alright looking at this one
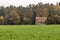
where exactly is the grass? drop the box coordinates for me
[0,25,60,40]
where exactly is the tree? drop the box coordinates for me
[6,8,20,25]
[32,11,36,24]
[0,16,4,24]
[20,12,24,24]
[0,6,5,24]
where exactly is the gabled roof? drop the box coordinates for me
[36,17,47,23]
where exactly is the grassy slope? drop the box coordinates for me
[0,25,60,40]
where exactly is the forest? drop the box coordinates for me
[0,2,60,25]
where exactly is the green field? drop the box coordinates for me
[0,25,60,40]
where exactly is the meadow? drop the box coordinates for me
[0,25,60,40]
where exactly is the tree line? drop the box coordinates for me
[0,2,60,25]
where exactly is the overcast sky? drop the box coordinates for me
[0,0,60,7]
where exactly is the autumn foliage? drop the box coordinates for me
[0,2,60,24]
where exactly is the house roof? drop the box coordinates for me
[36,17,47,23]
